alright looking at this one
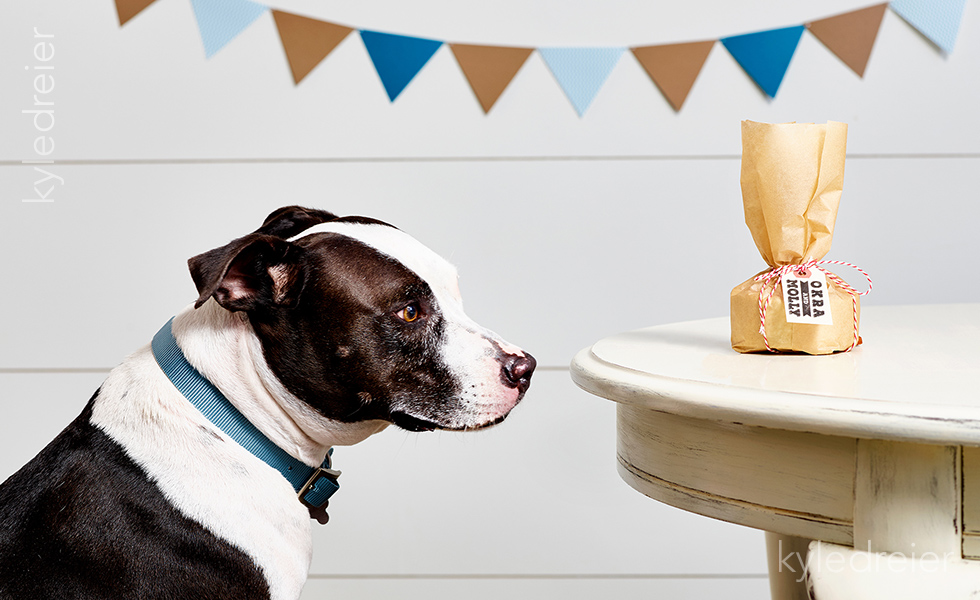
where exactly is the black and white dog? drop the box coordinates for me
[0,206,535,599]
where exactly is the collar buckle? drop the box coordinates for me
[298,467,341,509]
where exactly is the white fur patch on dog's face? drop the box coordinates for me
[293,221,530,431]
[294,221,463,305]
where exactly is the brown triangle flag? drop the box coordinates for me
[272,11,353,85]
[806,4,887,78]
[115,0,158,26]
[450,44,534,114]
[631,40,714,111]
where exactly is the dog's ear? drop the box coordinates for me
[255,206,338,239]
[188,234,305,312]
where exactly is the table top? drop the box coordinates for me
[571,304,980,445]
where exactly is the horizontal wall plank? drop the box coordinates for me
[2,157,978,368]
[299,575,770,600]
[2,1,979,160]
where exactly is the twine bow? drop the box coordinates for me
[754,260,873,352]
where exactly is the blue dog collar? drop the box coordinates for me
[151,318,339,515]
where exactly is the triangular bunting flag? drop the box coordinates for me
[450,44,533,114]
[539,47,625,116]
[890,0,966,54]
[806,4,887,77]
[631,40,715,111]
[190,0,267,58]
[360,30,443,101]
[272,11,353,85]
[721,25,805,98]
[115,0,158,25]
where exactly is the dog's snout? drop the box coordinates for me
[502,353,536,391]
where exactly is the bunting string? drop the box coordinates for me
[114,0,968,115]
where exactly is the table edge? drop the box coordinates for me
[570,345,980,446]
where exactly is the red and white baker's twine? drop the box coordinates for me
[754,260,873,352]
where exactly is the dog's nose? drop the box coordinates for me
[502,353,536,391]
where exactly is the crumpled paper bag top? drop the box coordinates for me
[740,120,848,266]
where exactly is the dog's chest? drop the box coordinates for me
[90,347,314,600]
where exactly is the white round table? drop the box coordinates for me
[571,304,980,600]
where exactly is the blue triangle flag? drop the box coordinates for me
[190,0,267,58]
[890,0,966,54]
[360,30,443,101]
[539,47,625,116]
[721,25,805,99]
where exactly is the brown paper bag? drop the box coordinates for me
[730,120,861,354]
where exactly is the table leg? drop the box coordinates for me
[765,532,812,600]
[807,441,968,600]
[853,440,960,555]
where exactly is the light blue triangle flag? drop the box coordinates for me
[190,0,267,58]
[721,25,805,99]
[890,0,966,54]
[539,47,625,116]
[360,30,443,101]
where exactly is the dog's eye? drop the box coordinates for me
[396,303,422,323]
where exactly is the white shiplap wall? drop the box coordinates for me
[2,0,978,598]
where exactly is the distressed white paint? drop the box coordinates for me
[615,404,855,539]
[853,440,961,556]
[572,305,980,599]
[804,442,968,599]
[962,447,980,559]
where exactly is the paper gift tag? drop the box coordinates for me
[782,269,834,325]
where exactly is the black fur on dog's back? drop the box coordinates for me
[0,392,270,600]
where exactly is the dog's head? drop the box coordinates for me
[187,206,534,432]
